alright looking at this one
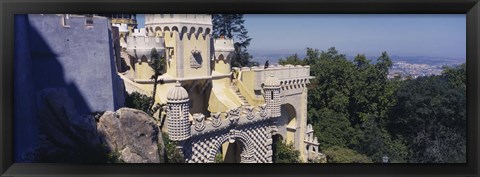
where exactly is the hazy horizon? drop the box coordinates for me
[136,14,466,60]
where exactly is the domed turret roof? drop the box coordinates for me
[264,75,280,87]
[167,81,189,102]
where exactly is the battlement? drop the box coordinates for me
[125,36,164,61]
[131,28,147,37]
[144,14,212,37]
[112,23,129,33]
[236,65,313,92]
[213,38,235,52]
[190,104,271,137]
[145,14,212,26]
[48,14,110,28]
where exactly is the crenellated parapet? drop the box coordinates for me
[189,104,272,137]
[238,64,314,95]
[144,14,212,38]
[112,23,129,33]
[213,37,235,61]
[125,28,165,62]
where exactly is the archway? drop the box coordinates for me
[281,104,297,144]
[221,140,244,163]
[204,131,255,163]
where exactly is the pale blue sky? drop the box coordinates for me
[136,14,465,59]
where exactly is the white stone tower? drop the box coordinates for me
[166,81,191,141]
[263,75,281,117]
[213,37,235,75]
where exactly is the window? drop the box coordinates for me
[271,91,274,100]
[61,14,69,27]
[86,15,94,26]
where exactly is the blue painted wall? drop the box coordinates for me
[14,14,125,162]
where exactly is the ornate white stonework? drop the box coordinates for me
[121,14,318,163]
[144,14,212,37]
[264,75,281,117]
[166,81,191,141]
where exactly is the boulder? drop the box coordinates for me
[22,88,164,163]
[97,108,164,163]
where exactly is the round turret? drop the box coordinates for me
[167,81,189,103]
[264,75,281,87]
[166,81,191,141]
[213,37,235,74]
[263,75,281,117]
[144,14,212,37]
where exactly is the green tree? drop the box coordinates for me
[304,47,320,66]
[323,146,372,163]
[442,63,466,88]
[311,108,358,150]
[125,92,152,115]
[278,53,304,65]
[272,136,301,163]
[148,48,166,116]
[388,69,466,163]
[161,133,185,163]
[304,47,408,162]
[212,14,255,67]
[125,49,166,118]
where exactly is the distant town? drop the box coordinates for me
[252,52,465,80]
[387,61,449,79]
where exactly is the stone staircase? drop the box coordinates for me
[231,85,250,106]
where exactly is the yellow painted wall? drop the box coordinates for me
[164,31,178,78]
[241,70,256,92]
[286,116,296,144]
[135,62,155,80]
[180,33,211,78]
[208,86,241,113]
[214,58,231,74]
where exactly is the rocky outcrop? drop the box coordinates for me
[97,108,164,163]
[22,87,164,163]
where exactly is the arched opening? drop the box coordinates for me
[218,54,224,60]
[189,27,195,34]
[281,104,297,144]
[197,27,203,38]
[155,27,162,37]
[272,134,284,163]
[181,26,188,34]
[163,26,170,32]
[222,140,242,163]
[205,28,211,35]
[172,26,179,32]
[155,26,161,32]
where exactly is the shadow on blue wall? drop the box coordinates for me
[14,14,115,163]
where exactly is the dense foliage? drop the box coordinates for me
[125,92,152,115]
[323,146,372,163]
[388,64,466,163]
[162,133,185,163]
[272,136,302,163]
[279,47,466,163]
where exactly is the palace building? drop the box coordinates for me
[116,14,323,163]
